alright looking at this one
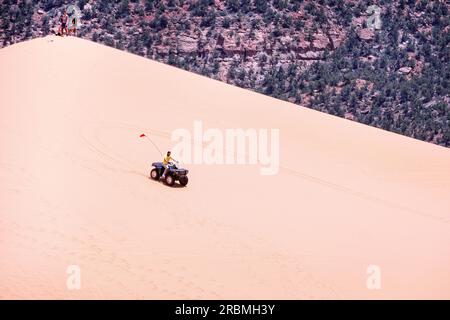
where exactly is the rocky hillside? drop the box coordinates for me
[1,0,449,146]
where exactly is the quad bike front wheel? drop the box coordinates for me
[165,174,175,186]
[150,169,160,180]
[179,175,188,186]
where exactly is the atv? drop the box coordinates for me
[150,162,189,187]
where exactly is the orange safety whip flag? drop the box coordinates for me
[139,133,163,156]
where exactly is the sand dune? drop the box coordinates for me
[0,36,449,299]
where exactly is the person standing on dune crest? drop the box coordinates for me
[59,9,68,36]
[68,16,78,36]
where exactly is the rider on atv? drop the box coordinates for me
[161,151,177,179]
[150,153,189,186]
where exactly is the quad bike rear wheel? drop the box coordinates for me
[150,169,160,180]
[165,174,175,186]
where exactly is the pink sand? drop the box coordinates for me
[0,36,449,299]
